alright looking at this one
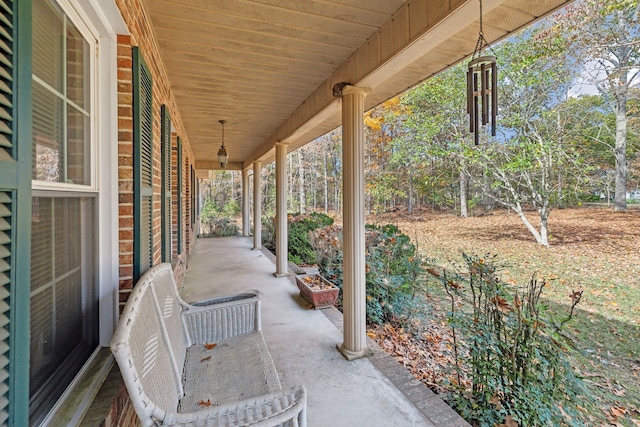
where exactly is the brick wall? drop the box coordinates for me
[109,1,198,423]
[103,385,141,427]
[115,0,196,303]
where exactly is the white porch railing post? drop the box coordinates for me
[274,142,289,276]
[242,168,250,237]
[338,85,370,360]
[253,160,263,250]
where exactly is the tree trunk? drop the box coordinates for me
[408,169,414,214]
[481,170,494,211]
[512,203,548,246]
[459,165,468,218]
[557,109,564,209]
[298,150,306,213]
[539,205,550,247]
[323,143,328,213]
[614,102,627,211]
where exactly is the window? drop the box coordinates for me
[30,0,98,422]
[32,0,90,185]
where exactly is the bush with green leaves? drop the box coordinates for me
[200,198,240,237]
[261,212,334,265]
[287,212,334,265]
[222,198,240,218]
[428,254,591,427]
[311,223,424,324]
[261,215,276,250]
[202,217,239,237]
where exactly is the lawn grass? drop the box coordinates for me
[370,207,640,425]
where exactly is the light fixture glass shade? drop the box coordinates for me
[217,119,228,168]
[217,146,228,168]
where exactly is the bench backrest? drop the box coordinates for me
[111,263,186,425]
[149,264,189,386]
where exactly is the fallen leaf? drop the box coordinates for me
[200,356,211,362]
[610,406,627,418]
[204,343,217,350]
[491,296,511,314]
[612,388,626,397]
[198,399,212,407]
[489,394,503,410]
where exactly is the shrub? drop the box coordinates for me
[202,217,239,237]
[222,198,240,218]
[261,215,276,250]
[261,212,334,265]
[311,223,424,324]
[428,254,591,427]
[287,212,333,265]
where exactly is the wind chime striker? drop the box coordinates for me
[467,0,497,145]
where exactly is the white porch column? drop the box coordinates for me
[274,142,289,277]
[253,160,262,250]
[242,168,250,237]
[339,85,370,360]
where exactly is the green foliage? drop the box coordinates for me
[288,212,333,265]
[261,215,276,250]
[200,198,222,223]
[222,198,240,218]
[202,217,239,237]
[428,254,592,427]
[200,198,240,237]
[364,224,424,324]
[262,212,334,265]
[312,224,424,325]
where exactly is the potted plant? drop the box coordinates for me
[295,273,339,309]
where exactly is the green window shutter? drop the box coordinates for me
[0,0,32,424]
[177,137,183,254]
[133,47,153,282]
[190,166,195,226]
[160,105,171,262]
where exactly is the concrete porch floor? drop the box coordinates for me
[182,236,469,427]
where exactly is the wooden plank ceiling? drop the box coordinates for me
[141,0,572,170]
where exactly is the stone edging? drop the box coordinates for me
[320,306,471,427]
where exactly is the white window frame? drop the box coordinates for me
[32,0,98,193]
[72,0,128,347]
[32,0,128,348]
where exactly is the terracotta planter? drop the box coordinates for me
[295,274,339,309]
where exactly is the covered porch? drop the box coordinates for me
[163,236,468,426]
[0,0,581,424]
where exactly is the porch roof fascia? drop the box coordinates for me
[239,0,573,169]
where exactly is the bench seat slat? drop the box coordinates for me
[179,332,281,412]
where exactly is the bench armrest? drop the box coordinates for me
[160,385,307,427]
[181,290,262,344]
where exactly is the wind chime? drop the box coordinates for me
[467,0,497,145]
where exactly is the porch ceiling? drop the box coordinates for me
[141,0,572,171]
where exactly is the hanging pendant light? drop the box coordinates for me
[467,0,497,145]
[217,119,228,168]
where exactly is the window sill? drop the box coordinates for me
[40,347,113,427]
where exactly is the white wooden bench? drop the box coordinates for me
[110,263,307,426]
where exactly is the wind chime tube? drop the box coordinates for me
[473,71,480,145]
[467,67,473,126]
[481,62,488,126]
[491,61,497,136]
[467,68,474,132]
